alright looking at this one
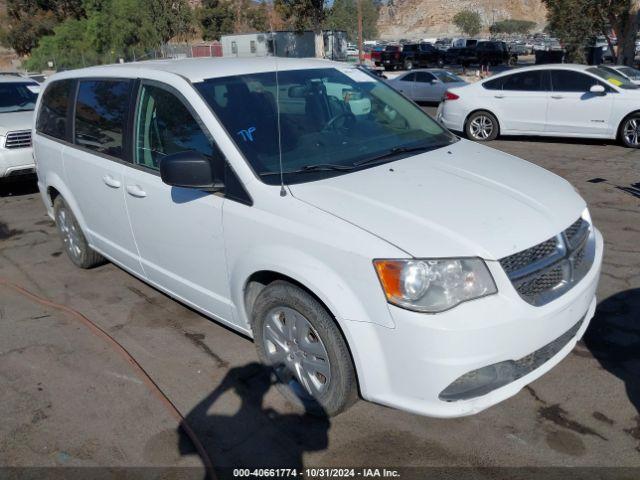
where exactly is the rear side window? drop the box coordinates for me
[482,77,504,90]
[74,80,131,158]
[37,80,74,140]
[415,72,436,83]
[502,71,546,91]
[551,70,603,92]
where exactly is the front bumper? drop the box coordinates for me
[0,147,35,178]
[347,228,603,418]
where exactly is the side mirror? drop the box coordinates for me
[590,84,606,94]
[159,151,223,192]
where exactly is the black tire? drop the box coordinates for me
[53,196,105,269]
[251,280,358,417]
[619,113,640,148]
[465,111,499,142]
[404,59,413,70]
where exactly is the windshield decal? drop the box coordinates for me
[237,127,257,142]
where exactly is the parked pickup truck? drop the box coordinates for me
[445,41,517,67]
[376,43,445,71]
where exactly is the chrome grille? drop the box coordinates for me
[500,237,559,276]
[500,217,595,306]
[565,217,589,249]
[4,130,32,149]
[515,264,565,298]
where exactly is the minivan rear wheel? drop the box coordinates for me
[466,111,499,142]
[251,280,357,416]
[53,196,105,269]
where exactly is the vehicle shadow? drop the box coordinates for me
[0,176,39,197]
[495,135,618,147]
[616,182,640,200]
[583,289,640,419]
[178,362,330,480]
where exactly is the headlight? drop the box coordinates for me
[373,258,497,313]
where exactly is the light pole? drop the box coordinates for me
[357,0,364,63]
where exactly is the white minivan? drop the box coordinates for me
[34,58,603,417]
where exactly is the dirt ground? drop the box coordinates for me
[1,131,639,478]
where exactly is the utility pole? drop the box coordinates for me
[357,0,364,63]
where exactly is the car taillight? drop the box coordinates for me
[444,91,459,100]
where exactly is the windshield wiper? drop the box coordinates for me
[354,144,441,167]
[259,163,356,177]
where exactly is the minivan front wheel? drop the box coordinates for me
[466,111,499,141]
[251,280,357,416]
[53,196,104,269]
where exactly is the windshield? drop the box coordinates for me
[0,82,39,113]
[618,66,640,80]
[586,67,639,89]
[195,67,455,185]
[432,71,464,83]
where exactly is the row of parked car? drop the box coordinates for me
[372,40,518,71]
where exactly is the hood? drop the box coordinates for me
[0,111,35,137]
[289,139,585,260]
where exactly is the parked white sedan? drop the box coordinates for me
[438,64,640,148]
[389,69,467,103]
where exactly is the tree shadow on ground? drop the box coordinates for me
[179,362,330,480]
[584,289,640,428]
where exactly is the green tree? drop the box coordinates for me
[232,0,270,33]
[489,19,537,35]
[148,0,196,42]
[0,0,84,55]
[324,0,379,42]
[543,0,639,65]
[542,0,598,62]
[275,0,327,56]
[452,9,482,37]
[25,0,195,70]
[197,0,236,40]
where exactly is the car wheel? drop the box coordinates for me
[620,114,640,148]
[466,111,499,142]
[251,280,358,416]
[404,60,413,70]
[53,196,105,269]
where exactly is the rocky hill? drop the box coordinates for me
[377,0,547,40]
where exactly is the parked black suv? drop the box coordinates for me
[376,43,445,70]
[445,41,517,67]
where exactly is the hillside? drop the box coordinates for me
[377,0,548,40]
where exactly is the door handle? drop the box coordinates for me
[551,95,563,99]
[494,94,505,99]
[102,174,121,189]
[126,185,147,198]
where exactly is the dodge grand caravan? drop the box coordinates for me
[33,58,603,417]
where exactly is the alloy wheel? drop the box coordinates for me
[56,207,83,262]
[623,118,640,147]
[262,306,331,400]
[469,115,494,140]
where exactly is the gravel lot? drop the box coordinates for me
[1,121,639,477]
